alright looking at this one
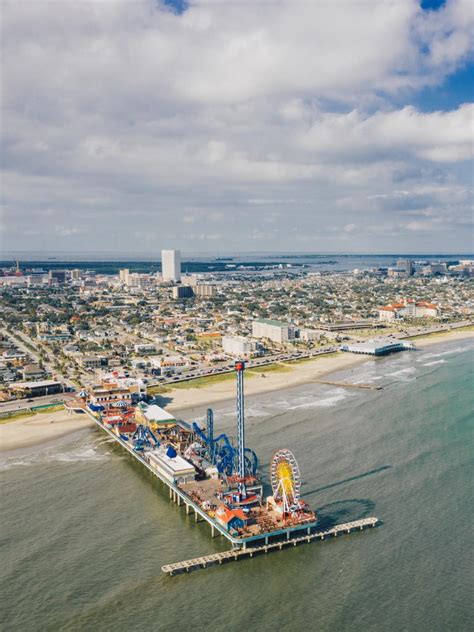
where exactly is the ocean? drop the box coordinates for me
[1,339,473,632]
[1,252,471,275]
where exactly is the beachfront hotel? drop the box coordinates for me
[252,319,296,344]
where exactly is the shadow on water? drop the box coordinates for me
[316,498,376,529]
[303,465,391,497]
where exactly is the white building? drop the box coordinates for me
[378,300,439,320]
[222,335,256,357]
[162,250,181,282]
[194,284,216,298]
[134,343,156,354]
[252,319,295,344]
[150,355,187,374]
[299,328,321,342]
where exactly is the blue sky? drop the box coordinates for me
[1,0,473,254]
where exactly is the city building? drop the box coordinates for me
[133,343,156,354]
[299,329,321,342]
[396,259,414,277]
[378,299,439,320]
[7,380,63,398]
[162,250,181,282]
[222,335,256,357]
[151,355,187,374]
[252,319,295,343]
[80,356,103,369]
[48,270,67,284]
[119,269,130,284]
[172,285,194,299]
[21,364,46,381]
[194,284,216,298]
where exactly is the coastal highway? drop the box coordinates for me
[146,345,339,389]
[0,392,76,414]
[146,321,472,390]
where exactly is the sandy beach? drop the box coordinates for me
[1,328,472,453]
[165,328,474,413]
[0,410,94,453]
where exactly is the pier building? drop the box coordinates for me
[340,338,414,356]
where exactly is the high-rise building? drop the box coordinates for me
[252,319,295,343]
[172,285,193,299]
[48,270,67,284]
[396,259,414,277]
[119,269,130,284]
[222,336,256,357]
[162,250,181,282]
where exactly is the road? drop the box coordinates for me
[1,328,76,390]
[0,392,75,413]
[146,345,339,389]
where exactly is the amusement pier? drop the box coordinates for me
[74,361,380,573]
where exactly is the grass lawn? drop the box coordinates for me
[148,365,294,393]
[405,325,474,341]
[285,352,339,364]
[35,404,65,414]
[247,362,292,374]
[0,410,36,424]
[0,403,65,424]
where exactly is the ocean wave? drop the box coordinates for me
[422,346,470,361]
[0,439,112,471]
[421,359,448,367]
[385,367,416,378]
[292,391,348,410]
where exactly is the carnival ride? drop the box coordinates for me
[191,414,258,478]
[270,448,303,515]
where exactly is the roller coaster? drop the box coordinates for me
[192,408,258,477]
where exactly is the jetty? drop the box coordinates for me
[162,517,380,575]
[313,379,382,391]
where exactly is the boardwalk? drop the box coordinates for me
[162,517,380,575]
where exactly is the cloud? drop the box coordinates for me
[301,104,472,163]
[0,0,473,253]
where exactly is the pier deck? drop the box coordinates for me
[85,410,320,546]
[162,517,380,575]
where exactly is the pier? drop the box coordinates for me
[85,410,322,547]
[313,379,382,391]
[162,517,381,575]
[81,360,382,573]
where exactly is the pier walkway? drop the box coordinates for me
[162,517,380,575]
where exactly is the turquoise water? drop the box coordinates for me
[1,340,473,631]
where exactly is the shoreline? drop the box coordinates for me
[165,328,474,414]
[1,328,472,454]
[0,410,94,455]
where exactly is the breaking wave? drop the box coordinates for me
[0,438,113,472]
[421,359,448,367]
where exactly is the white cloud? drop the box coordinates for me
[1,0,473,253]
[301,104,473,163]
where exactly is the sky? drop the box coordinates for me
[1,0,473,255]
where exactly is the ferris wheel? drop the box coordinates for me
[270,449,302,514]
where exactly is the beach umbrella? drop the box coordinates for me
[79,390,88,398]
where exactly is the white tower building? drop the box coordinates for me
[161,250,181,282]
